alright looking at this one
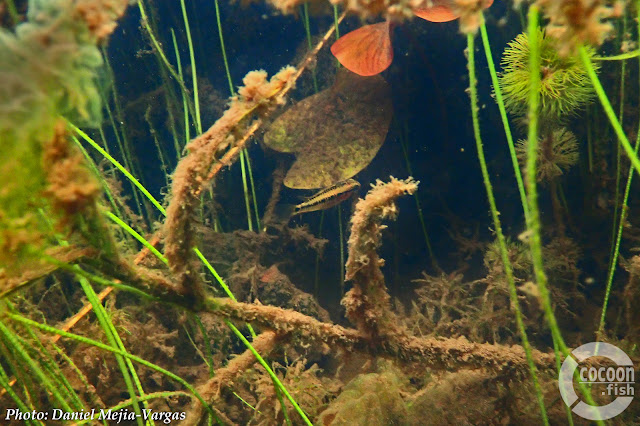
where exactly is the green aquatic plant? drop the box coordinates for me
[515,128,579,183]
[0,1,158,421]
[0,0,105,140]
[0,0,127,274]
[318,362,408,425]
[522,8,602,423]
[467,29,548,423]
[499,28,598,120]
[484,237,532,279]
[480,23,530,223]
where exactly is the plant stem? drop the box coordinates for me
[5,0,19,26]
[598,0,640,338]
[244,149,261,230]
[240,148,254,231]
[594,49,640,61]
[314,211,325,300]
[609,14,627,272]
[180,0,201,134]
[99,63,145,220]
[144,106,171,187]
[8,313,216,421]
[214,0,259,233]
[106,211,168,264]
[69,122,165,214]
[580,47,640,177]
[225,321,313,426]
[479,23,530,222]
[171,28,190,156]
[586,105,593,173]
[137,0,196,123]
[333,4,340,39]
[77,276,145,426]
[467,31,548,425]
[524,10,602,421]
[398,119,437,269]
[338,204,345,298]
[215,0,234,97]
[302,2,318,92]
[72,135,121,217]
[524,5,556,346]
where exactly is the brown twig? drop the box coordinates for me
[184,330,281,425]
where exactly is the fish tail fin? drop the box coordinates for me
[273,204,297,221]
[330,22,393,76]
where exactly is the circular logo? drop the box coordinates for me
[559,342,635,420]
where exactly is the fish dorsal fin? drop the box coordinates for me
[330,22,393,76]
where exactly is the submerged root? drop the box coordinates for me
[343,176,418,337]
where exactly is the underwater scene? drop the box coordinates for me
[2,0,640,424]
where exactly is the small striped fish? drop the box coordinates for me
[293,179,361,215]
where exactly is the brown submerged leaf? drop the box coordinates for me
[263,68,393,189]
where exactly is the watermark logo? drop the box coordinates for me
[559,342,635,420]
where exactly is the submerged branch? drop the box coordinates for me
[206,297,556,373]
[163,66,297,302]
[343,176,418,337]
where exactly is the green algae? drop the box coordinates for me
[318,364,408,425]
[0,0,106,272]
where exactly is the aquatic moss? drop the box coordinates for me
[0,0,107,144]
[0,0,127,272]
[318,364,408,425]
[515,128,579,183]
[406,370,497,425]
[484,237,532,279]
[499,29,598,119]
